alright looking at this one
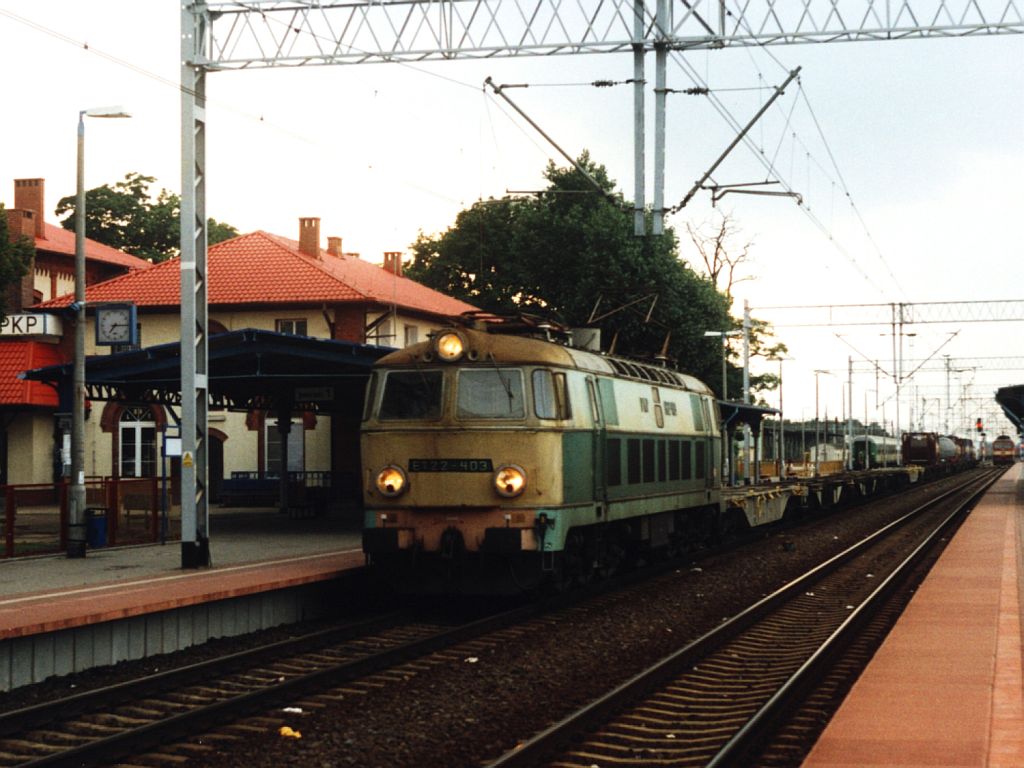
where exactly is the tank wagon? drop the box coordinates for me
[360,316,735,592]
[992,435,1016,466]
[902,432,940,466]
[850,435,900,470]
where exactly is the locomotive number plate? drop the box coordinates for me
[408,458,494,472]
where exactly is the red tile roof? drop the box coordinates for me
[36,223,152,270]
[37,230,476,317]
[0,341,63,407]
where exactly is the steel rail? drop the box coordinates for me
[9,579,610,768]
[0,610,408,740]
[487,468,1001,767]
[707,468,1002,766]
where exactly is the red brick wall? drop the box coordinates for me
[333,305,365,342]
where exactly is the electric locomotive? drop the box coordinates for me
[360,315,724,592]
[992,435,1016,465]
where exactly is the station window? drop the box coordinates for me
[119,406,156,478]
[265,418,304,474]
[404,325,419,346]
[276,318,307,336]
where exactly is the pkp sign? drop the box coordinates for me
[0,313,63,338]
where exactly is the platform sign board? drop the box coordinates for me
[0,313,62,338]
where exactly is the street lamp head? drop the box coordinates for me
[703,329,741,337]
[81,105,132,119]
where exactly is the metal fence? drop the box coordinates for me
[1,476,168,558]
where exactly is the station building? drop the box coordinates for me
[3,177,474,504]
[1,178,152,486]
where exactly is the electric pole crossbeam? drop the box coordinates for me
[197,1,1023,69]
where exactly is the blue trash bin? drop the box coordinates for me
[85,508,107,548]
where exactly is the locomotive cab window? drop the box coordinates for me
[533,370,572,420]
[457,369,525,419]
[379,370,443,420]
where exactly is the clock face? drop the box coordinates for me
[96,306,134,344]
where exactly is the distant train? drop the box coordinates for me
[850,435,901,470]
[992,435,1016,466]
[901,432,978,471]
[361,315,738,592]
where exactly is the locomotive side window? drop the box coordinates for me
[669,440,680,481]
[607,438,623,486]
[627,439,641,484]
[362,372,378,422]
[681,441,692,479]
[533,370,572,420]
[379,370,444,420]
[457,369,525,419]
[690,394,705,432]
[642,439,655,483]
[597,378,619,425]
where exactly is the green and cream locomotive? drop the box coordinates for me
[361,316,724,592]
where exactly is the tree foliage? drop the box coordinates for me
[55,173,238,262]
[0,204,34,321]
[406,153,736,389]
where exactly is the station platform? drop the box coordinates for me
[0,508,364,641]
[804,462,1024,767]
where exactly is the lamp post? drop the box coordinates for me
[704,329,741,485]
[703,330,741,400]
[813,369,832,477]
[70,106,131,558]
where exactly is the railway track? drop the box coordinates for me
[488,468,1002,768]
[0,603,548,767]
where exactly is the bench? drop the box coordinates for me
[219,477,279,507]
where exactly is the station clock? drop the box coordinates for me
[95,303,138,346]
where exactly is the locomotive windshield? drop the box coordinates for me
[457,368,525,419]
[379,370,444,420]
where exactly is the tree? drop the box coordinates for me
[406,153,734,388]
[685,213,754,302]
[0,205,34,321]
[55,173,238,262]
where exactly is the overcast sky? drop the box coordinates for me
[2,2,1021,438]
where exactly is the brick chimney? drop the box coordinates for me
[13,179,45,239]
[3,207,37,313]
[298,217,321,258]
[382,251,403,277]
[5,208,35,241]
[326,236,343,257]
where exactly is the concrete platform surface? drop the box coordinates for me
[804,463,1024,767]
[0,509,363,639]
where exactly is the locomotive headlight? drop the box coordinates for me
[375,465,408,497]
[435,331,465,362]
[494,464,526,498]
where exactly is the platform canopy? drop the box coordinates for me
[995,385,1024,435]
[717,400,779,437]
[20,328,393,412]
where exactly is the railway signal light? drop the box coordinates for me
[976,418,984,433]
